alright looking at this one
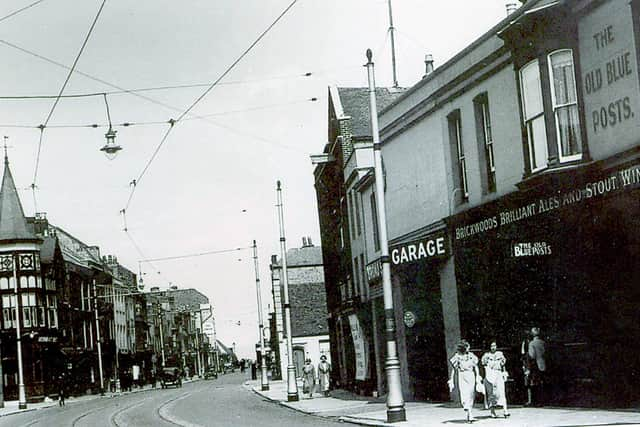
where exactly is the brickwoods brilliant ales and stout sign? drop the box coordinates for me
[579,1,640,159]
[454,162,640,240]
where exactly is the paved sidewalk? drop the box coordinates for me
[0,377,200,418]
[248,380,640,427]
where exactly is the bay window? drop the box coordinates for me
[520,60,549,172]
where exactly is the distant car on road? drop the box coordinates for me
[160,367,182,388]
[204,367,218,380]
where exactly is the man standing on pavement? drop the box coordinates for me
[527,327,546,406]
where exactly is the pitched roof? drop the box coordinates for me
[336,87,406,139]
[0,156,37,242]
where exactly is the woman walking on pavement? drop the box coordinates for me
[482,341,510,418]
[449,340,482,423]
[318,355,331,397]
[302,358,316,398]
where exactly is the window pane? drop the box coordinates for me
[521,60,543,119]
[529,116,549,170]
[556,105,582,157]
[550,50,576,105]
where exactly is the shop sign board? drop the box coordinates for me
[348,314,368,381]
[366,258,382,283]
[453,161,640,241]
[512,241,552,257]
[579,1,640,159]
[390,231,448,266]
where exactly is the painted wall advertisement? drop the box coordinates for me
[348,314,369,381]
[579,1,640,159]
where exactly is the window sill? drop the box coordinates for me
[517,159,595,191]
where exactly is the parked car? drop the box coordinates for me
[160,367,182,388]
[204,367,218,380]
[223,362,235,373]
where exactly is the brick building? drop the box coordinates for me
[312,85,404,394]
[270,237,329,379]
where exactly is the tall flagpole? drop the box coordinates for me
[276,180,299,401]
[366,49,406,423]
[387,0,399,88]
[253,240,270,391]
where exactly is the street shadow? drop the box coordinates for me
[442,415,494,424]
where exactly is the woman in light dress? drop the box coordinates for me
[317,355,331,397]
[302,358,316,398]
[449,340,482,423]
[481,341,510,418]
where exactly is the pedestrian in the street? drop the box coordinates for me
[527,326,546,406]
[481,341,510,418]
[58,373,66,407]
[448,340,482,424]
[317,355,331,397]
[302,358,316,398]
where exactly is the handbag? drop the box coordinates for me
[475,382,485,394]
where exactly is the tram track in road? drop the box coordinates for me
[71,406,104,427]
[156,391,201,427]
[110,400,146,427]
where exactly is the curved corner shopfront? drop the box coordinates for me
[449,161,640,407]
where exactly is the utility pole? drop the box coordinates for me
[388,0,399,88]
[276,181,298,401]
[366,49,406,423]
[92,280,105,395]
[158,309,166,367]
[253,240,270,391]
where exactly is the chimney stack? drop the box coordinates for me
[506,2,518,15]
[424,54,434,77]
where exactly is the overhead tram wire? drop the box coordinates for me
[0,72,316,100]
[31,0,108,205]
[0,37,341,155]
[0,96,322,128]
[122,0,301,213]
[0,0,48,24]
[140,246,250,263]
[124,228,168,284]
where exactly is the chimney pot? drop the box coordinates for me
[308,236,313,246]
[424,54,434,77]
[506,2,518,15]
[302,237,307,247]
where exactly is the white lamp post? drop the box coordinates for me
[252,240,270,391]
[276,181,298,401]
[365,49,406,423]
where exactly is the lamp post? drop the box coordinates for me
[365,49,406,423]
[252,240,270,391]
[12,255,27,409]
[276,180,298,401]
[92,280,105,395]
[158,308,166,367]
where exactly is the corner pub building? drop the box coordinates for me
[448,0,640,407]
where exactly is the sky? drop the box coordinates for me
[0,0,516,358]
